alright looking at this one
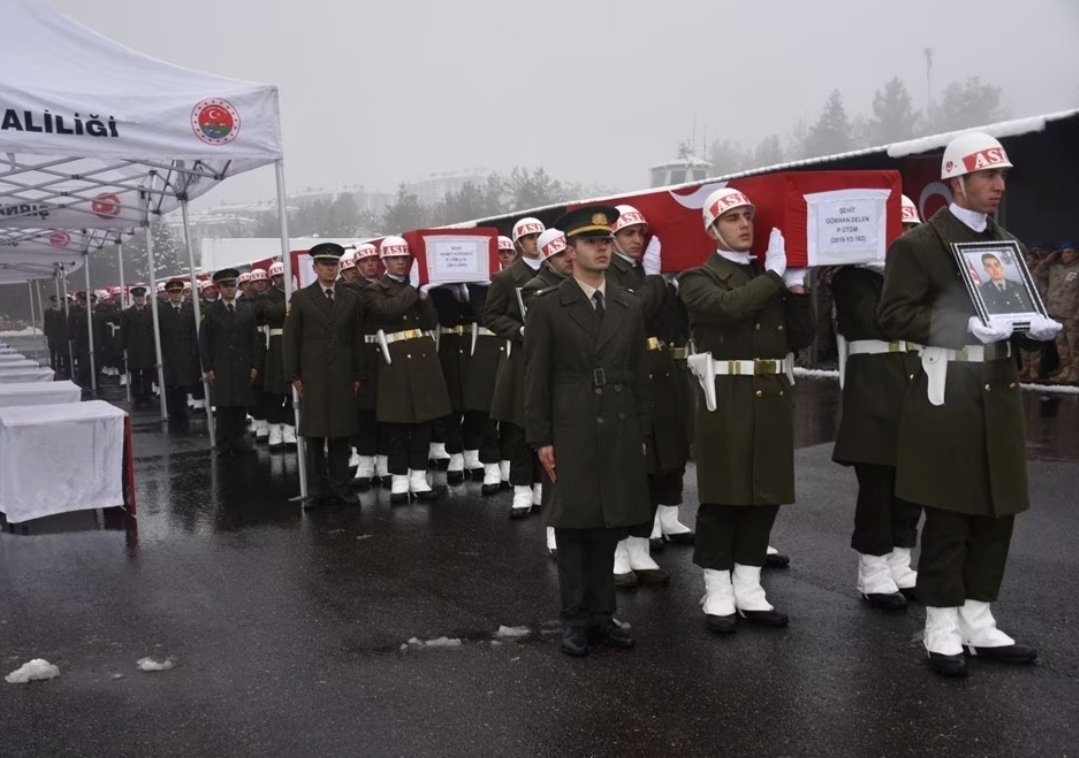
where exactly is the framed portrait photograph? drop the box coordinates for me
[950,240,1047,329]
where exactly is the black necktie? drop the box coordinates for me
[227,303,234,314]
[592,291,605,321]
[325,288,334,304]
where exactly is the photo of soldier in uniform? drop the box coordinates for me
[953,241,1045,321]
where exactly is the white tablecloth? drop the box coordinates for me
[0,400,126,523]
[0,381,82,408]
[0,367,54,383]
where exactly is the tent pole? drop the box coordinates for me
[36,279,47,352]
[181,199,215,441]
[117,241,126,308]
[26,280,37,341]
[275,159,308,502]
[61,266,74,377]
[144,225,169,423]
[83,252,97,394]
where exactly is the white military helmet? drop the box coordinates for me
[512,217,545,243]
[379,235,411,258]
[537,228,567,259]
[497,235,515,252]
[248,268,268,282]
[612,204,648,233]
[941,132,1012,180]
[338,249,357,271]
[153,283,165,294]
[268,261,284,277]
[237,271,252,284]
[900,195,921,225]
[354,243,379,260]
[702,187,754,231]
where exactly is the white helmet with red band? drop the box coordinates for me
[537,229,567,259]
[268,261,284,277]
[237,272,252,284]
[941,132,1012,180]
[338,249,357,271]
[901,195,921,225]
[497,235,514,252]
[249,268,268,282]
[379,235,411,258]
[354,243,379,260]
[702,188,754,231]
[612,205,648,233]
[512,217,545,243]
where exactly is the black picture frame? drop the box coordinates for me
[949,240,1047,329]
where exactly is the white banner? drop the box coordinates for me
[803,188,891,266]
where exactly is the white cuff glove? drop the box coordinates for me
[783,268,807,289]
[1026,314,1063,342]
[764,228,787,277]
[967,316,1013,345]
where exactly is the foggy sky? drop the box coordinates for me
[48,0,1079,209]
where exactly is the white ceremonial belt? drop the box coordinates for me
[847,339,922,355]
[712,356,794,377]
[268,328,283,336]
[383,329,432,344]
[363,334,380,344]
[474,327,496,337]
[920,342,1012,407]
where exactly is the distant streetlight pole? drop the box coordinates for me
[924,47,934,121]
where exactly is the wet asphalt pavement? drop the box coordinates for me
[1,357,1078,757]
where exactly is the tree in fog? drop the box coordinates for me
[380,185,427,233]
[929,76,1008,132]
[867,76,922,145]
[802,89,854,157]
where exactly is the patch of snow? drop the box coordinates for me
[136,657,175,672]
[0,327,43,337]
[403,636,464,649]
[495,625,531,639]
[6,659,60,684]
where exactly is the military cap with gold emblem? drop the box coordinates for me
[165,278,185,293]
[212,268,240,285]
[309,242,346,262]
[554,204,620,239]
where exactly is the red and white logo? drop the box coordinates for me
[709,191,752,219]
[191,98,241,146]
[91,192,122,219]
[613,209,647,232]
[901,205,919,223]
[541,235,566,259]
[962,147,1009,172]
[49,231,71,248]
[380,243,410,257]
[515,222,543,237]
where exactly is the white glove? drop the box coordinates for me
[967,316,1013,345]
[1026,314,1063,342]
[764,228,787,277]
[783,268,807,288]
[418,283,435,298]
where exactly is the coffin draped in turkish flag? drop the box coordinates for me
[402,227,500,286]
[570,169,902,271]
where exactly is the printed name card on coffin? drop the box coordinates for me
[731,170,903,268]
[402,227,500,286]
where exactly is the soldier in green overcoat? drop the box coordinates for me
[678,187,814,635]
[460,279,503,492]
[282,244,364,505]
[485,218,547,523]
[878,132,1062,677]
[361,236,450,504]
[199,269,261,455]
[255,261,293,450]
[341,244,385,489]
[524,205,651,658]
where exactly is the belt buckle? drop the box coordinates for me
[593,368,606,387]
[888,341,902,353]
[754,358,774,374]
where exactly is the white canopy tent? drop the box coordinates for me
[0,0,308,497]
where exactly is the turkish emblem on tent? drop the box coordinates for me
[191,99,241,146]
[49,231,71,247]
[91,192,121,219]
